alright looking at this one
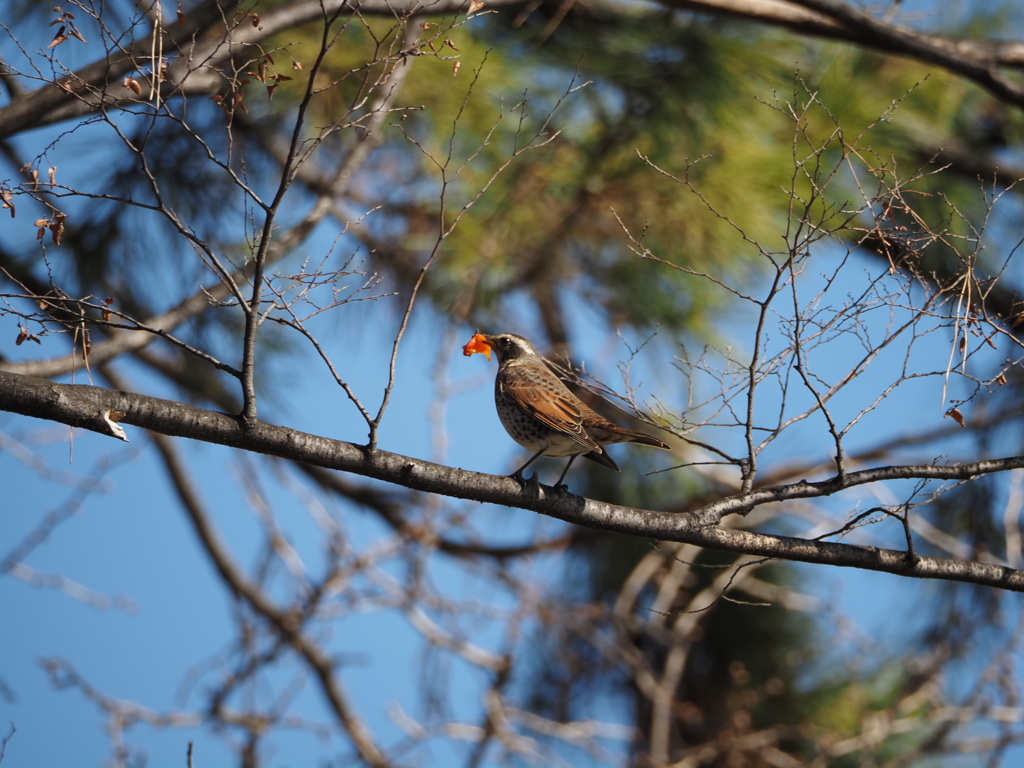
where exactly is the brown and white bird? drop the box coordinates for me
[463,332,670,488]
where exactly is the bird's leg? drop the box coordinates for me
[554,455,578,491]
[510,448,546,482]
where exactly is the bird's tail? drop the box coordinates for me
[626,431,671,450]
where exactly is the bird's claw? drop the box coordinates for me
[509,471,541,491]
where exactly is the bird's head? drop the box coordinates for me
[462,333,538,364]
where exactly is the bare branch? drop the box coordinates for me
[3,368,1024,591]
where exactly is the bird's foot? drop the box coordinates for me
[509,470,541,492]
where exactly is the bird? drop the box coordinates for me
[463,332,670,488]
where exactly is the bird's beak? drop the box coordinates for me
[462,333,492,361]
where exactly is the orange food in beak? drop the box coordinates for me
[462,333,492,360]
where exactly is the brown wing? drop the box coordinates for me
[499,376,603,453]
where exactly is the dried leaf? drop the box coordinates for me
[452,60,461,77]
[468,0,485,14]
[445,38,459,51]
[18,325,42,345]
[177,2,185,26]
[49,216,65,245]
[268,74,291,97]
[946,408,966,428]
[123,77,143,94]
[48,28,68,48]
[48,166,57,185]
[210,93,230,117]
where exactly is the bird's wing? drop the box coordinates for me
[500,378,603,453]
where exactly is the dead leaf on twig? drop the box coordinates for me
[946,408,965,428]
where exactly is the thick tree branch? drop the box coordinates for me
[782,0,1024,106]
[2,369,1024,592]
[668,0,1024,69]
[2,0,1022,141]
